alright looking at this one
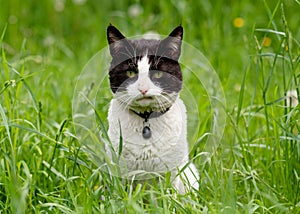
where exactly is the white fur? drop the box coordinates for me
[137,56,150,74]
[107,56,199,193]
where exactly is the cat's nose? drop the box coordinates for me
[139,88,148,95]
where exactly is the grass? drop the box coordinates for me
[0,0,300,213]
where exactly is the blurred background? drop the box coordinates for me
[1,0,300,119]
[1,0,299,68]
[1,0,299,104]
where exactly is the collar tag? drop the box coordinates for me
[130,108,170,139]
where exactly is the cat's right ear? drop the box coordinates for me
[107,24,127,57]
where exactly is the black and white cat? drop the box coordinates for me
[106,24,199,193]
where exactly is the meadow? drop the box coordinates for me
[0,0,299,213]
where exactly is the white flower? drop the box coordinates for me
[142,31,160,40]
[55,0,65,12]
[43,35,55,47]
[11,80,16,88]
[73,0,86,5]
[286,90,299,108]
[128,4,143,17]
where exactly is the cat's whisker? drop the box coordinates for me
[114,93,131,104]
[153,96,163,109]
[160,93,172,101]
[156,100,166,112]
[115,92,146,111]
[158,94,172,105]
[118,96,133,109]
[154,96,169,112]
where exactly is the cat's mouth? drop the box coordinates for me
[134,96,155,106]
[136,96,154,102]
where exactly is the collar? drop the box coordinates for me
[130,108,170,122]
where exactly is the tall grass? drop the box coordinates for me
[0,0,299,213]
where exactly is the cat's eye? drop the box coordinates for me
[153,71,163,79]
[126,70,136,78]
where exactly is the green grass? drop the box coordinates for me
[1,0,300,213]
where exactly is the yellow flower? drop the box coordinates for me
[262,37,272,47]
[233,17,244,28]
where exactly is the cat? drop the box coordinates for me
[106,24,199,193]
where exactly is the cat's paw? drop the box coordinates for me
[173,163,199,194]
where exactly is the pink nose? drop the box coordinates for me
[139,88,148,95]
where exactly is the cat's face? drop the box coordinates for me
[107,25,183,113]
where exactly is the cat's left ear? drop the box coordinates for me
[158,26,183,61]
[107,24,130,57]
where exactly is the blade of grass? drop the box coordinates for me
[236,63,250,125]
[49,119,69,171]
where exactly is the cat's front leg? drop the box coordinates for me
[172,163,199,194]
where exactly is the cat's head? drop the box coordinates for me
[107,24,183,113]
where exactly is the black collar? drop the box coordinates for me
[130,108,170,122]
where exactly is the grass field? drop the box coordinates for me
[1,0,300,213]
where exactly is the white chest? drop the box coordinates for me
[107,98,189,174]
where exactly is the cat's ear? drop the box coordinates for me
[158,26,183,61]
[107,24,125,44]
[168,25,183,40]
[107,24,128,57]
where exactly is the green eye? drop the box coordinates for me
[126,70,136,78]
[153,71,163,79]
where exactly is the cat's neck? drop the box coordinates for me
[130,108,170,121]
